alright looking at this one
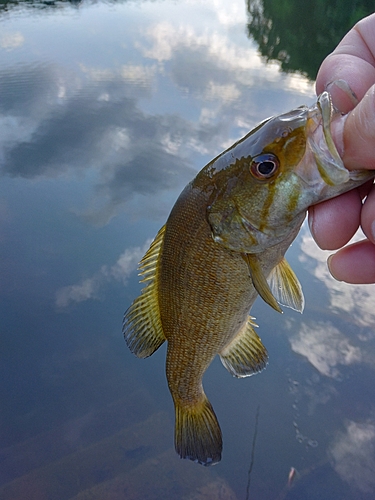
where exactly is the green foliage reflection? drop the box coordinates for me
[247,0,375,80]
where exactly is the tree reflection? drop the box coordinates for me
[247,0,375,80]
[0,0,82,12]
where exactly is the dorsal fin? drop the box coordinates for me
[219,317,268,378]
[267,257,305,313]
[123,225,166,358]
[244,253,283,313]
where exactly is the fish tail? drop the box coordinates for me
[174,396,222,466]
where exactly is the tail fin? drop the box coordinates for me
[175,397,222,466]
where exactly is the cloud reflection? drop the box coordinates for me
[55,240,151,308]
[289,320,362,379]
[0,0,315,226]
[330,420,375,493]
[141,18,313,113]
[299,226,375,328]
[0,62,197,223]
[0,32,24,50]
[286,226,375,377]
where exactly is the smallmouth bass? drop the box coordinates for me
[123,92,374,466]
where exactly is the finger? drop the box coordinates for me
[316,13,375,112]
[360,183,375,244]
[328,239,375,284]
[340,86,375,170]
[316,56,375,113]
[358,179,375,200]
[308,189,362,250]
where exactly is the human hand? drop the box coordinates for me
[308,13,375,284]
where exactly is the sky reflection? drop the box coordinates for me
[289,320,363,379]
[330,421,375,494]
[300,228,375,327]
[290,226,375,380]
[0,0,315,228]
[1,0,375,498]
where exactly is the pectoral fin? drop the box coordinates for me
[219,317,268,378]
[123,225,166,358]
[244,253,283,313]
[267,257,305,313]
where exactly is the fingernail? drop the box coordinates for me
[327,254,342,281]
[326,79,358,113]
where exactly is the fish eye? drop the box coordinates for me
[250,153,279,180]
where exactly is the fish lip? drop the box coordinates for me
[295,91,374,198]
[304,91,350,186]
[315,92,341,162]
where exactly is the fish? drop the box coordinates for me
[123,92,374,466]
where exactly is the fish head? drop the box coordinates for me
[206,92,374,253]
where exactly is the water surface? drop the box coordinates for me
[1,1,375,499]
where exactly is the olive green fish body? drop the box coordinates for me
[160,182,269,464]
[123,92,375,466]
[162,182,259,362]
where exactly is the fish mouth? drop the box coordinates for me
[295,92,374,201]
[297,91,373,193]
[306,91,350,186]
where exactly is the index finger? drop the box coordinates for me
[316,13,375,112]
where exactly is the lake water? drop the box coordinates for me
[1,1,375,499]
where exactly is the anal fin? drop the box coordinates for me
[219,318,268,378]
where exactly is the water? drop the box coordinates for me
[1,0,375,498]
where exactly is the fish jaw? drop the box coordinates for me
[294,91,375,205]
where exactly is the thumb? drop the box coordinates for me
[334,85,375,171]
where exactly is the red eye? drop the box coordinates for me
[250,153,279,179]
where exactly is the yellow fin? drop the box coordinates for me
[244,253,283,313]
[267,257,305,313]
[175,397,222,466]
[219,318,268,378]
[123,225,166,358]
